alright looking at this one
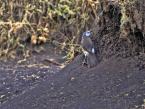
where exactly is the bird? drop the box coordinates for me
[81,31,98,68]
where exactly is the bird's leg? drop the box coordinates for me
[82,55,87,66]
[82,50,89,66]
[82,55,86,65]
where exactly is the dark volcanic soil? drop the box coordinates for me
[0,54,145,109]
[0,45,64,105]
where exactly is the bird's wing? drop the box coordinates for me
[81,37,95,54]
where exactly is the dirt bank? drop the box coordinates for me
[0,54,145,109]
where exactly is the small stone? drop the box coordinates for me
[71,77,75,81]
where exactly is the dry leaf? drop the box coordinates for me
[31,35,37,45]
[38,36,47,43]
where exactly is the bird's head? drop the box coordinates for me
[82,31,92,37]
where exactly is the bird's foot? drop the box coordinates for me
[82,60,87,66]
